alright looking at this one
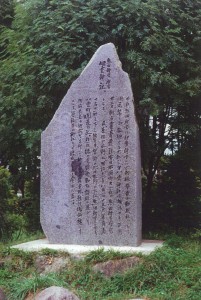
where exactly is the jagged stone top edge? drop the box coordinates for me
[42,43,128,134]
[80,42,122,77]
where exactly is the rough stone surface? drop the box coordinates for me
[41,43,142,246]
[70,254,85,261]
[0,289,6,300]
[35,286,80,300]
[34,255,70,274]
[92,256,142,277]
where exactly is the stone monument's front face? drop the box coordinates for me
[40,43,142,246]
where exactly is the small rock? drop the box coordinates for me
[34,255,70,274]
[0,261,4,268]
[0,289,6,300]
[70,254,85,261]
[93,256,142,277]
[0,256,12,268]
[35,286,80,300]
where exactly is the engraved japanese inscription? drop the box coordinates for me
[40,43,142,246]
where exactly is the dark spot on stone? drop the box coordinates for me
[64,204,68,207]
[56,225,61,229]
[98,240,103,245]
[71,158,84,179]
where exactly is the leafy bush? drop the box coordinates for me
[21,180,41,232]
[146,154,201,231]
[0,0,200,233]
[0,166,26,239]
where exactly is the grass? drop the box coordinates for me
[0,230,45,251]
[85,247,138,263]
[0,232,200,300]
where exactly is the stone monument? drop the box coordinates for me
[40,43,142,246]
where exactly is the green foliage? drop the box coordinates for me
[0,166,41,240]
[0,166,12,200]
[0,0,14,27]
[145,153,201,231]
[40,248,62,256]
[22,180,41,232]
[8,273,68,300]
[0,234,200,300]
[0,231,44,250]
[85,248,134,263]
[0,166,25,239]
[0,0,200,232]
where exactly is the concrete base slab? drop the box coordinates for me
[12,239,163,255]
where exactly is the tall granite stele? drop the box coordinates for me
[41,43,142,246]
